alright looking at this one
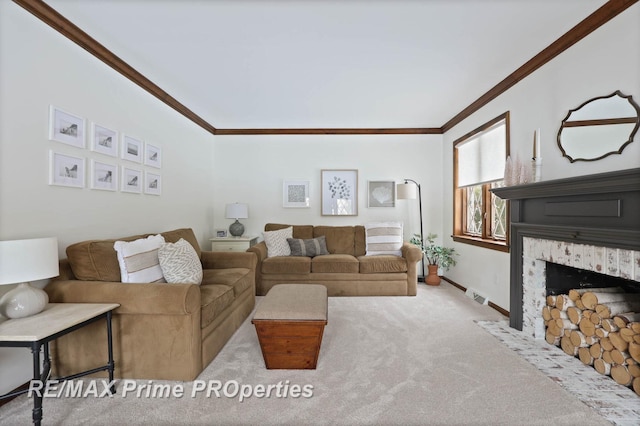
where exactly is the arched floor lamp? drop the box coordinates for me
[397,179,425,282]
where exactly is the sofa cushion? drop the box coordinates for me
[265,224,314,239]
[262,256,311,274]
[113,234,166,283]
[158,238,203,284]
[354,226,366,257]
[263,226,293,257]
[287,236,329,257]
[313,226,355,255]
[312,254,359,273]
[365,222,403,256]
[202,268,253,296]
[200,284,235,328]
[358,255,408,274]
[161,228,202,259]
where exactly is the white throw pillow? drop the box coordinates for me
[158,238,203,284]
[365,222,403,256]
[263,226,293,257]
[113,234,166,283]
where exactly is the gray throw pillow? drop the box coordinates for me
[287,236,329,257]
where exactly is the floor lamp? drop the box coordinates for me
[397,179,425,282]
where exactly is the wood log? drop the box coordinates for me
[568,287,623,301]
[631,322,640,334]
[564,329,572,338]
[602,350,614,364]
[595,328,609,339]
[578,347,594,366]
[561,336,579,356]
[575,298,586,310]
[542,305,552,322]
[589,312,602,326]
[586,335,599,346]
[550,308,568,320]
[546,295,557,307]
[611,349,631,365]
[629,363,640,378]
[609,332,629,352]
[547,320,563,337]
[598,302,640,319]
[635,335,640,344]
[611,364,634,386]
[581,291,640,310]
[569,330,590,348]
[620,327,636,343]
[601,318,619,333]
[545,329,560,346]
[594,358,611,375]
[555,294,575,311]
[589,342,603,359]
[601,337,614,351]
[634,377,640,397]
[613,312,640,328]
[629,342,640,363]
[578,317,597,337]
[566,306,582,325]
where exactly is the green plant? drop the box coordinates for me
[410,233,458,271]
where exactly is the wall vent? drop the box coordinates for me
[465,288,489,305]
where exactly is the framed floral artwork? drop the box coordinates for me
[48,106,85,148]
[321,169,358,216]
[368,181,395,207]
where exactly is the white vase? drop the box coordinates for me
[0,282,49,319]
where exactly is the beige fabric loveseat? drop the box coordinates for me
[45,228,256,381]
[247,223,422,296]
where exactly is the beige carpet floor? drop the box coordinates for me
[0,282,612,425]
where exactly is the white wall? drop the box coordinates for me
[0,3,214,394]
[442,5,640,311]
[212,134,442,243]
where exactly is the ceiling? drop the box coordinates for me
[42,0,608,130]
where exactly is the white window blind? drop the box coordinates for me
[457,120,506,188]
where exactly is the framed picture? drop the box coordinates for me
[49,151,85,188]
[283,180,310,208]
[368,181,396,207]
[121,167,142,193]
[321,169,358,216]
[91,123,118,157]
[216,230,228,238]
[121,134,143,163]
[144,143,162,168]
[90,160,117,191]
[48,106,85,148]
[144,171,161,195]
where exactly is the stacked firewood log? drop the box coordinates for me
[543,287,640,396]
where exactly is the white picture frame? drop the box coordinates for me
[121,134,143,163]
[91,123,118,157]
[121,167,142,193]
[368,180,396,207]
[283,180,310,208]
[144,143,162,168]
[48,105,85,148]
[144,171,161,195]
[321,169,358,216]
[90,160,117,191]
[49,151,85,188]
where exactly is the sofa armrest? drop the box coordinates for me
[401,242,423,263]
[200,250,257,270]
[247,241,267,263]
[45,279,200,316]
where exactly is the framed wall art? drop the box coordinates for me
[121,167,142,193]
[144,143,162,168]
[321,169,358,216]
[145,171,161,195]
[49,151,85,188]
[91,123,118,157]
[90,160,117,191]
[121,134,143,163]
[48,105,85,148]
[283,180,310,208]
[368,181,395,207]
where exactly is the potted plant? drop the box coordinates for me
[410,233,458,286]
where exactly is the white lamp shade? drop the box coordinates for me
[225,203,249,219]
[396,183,417,200]
[0,237,59,285]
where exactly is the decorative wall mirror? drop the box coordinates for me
[557,90,640,162]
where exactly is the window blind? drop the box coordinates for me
[457,120,506,188]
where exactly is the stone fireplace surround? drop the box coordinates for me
[492,167,640,332]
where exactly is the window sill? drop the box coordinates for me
[452,235,509,253]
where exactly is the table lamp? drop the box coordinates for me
[0,237,59,319]
[225,203,248,237]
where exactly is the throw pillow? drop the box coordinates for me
[263,226,293,257]
[158,238,203,284]
[365,222,403,256]
[113,234,166,283]
[287,236,329,257]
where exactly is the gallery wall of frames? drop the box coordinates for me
[48,105,162,195]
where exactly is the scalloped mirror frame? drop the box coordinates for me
[557,90,640,163]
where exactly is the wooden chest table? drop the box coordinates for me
[252,284,327,369]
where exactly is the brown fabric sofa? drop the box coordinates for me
[44,228,257,381]
[247,224,422,296]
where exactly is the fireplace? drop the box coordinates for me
[492,167,640,333]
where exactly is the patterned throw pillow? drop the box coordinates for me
[287,236,329,257]
[365,222,403,256]
[263,226,293,257]
[158,238,203,284]
[113,234,166,283]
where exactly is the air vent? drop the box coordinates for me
[465,287,489,305]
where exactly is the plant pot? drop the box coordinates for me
[425,264,441,286]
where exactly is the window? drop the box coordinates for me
[453,112,510,252]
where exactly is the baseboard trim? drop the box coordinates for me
[441,276,510,318]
